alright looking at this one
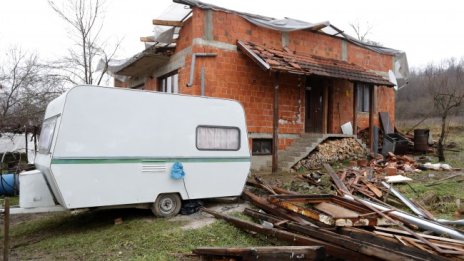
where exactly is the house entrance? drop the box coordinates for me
[305,77,324,133]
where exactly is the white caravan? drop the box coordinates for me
[10,86,251,217]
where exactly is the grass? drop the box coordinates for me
[1,208,275,260]
[395,119,464,220]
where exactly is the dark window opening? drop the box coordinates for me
[252,139,273,155]
[356,83,372,112]
[158,71,179,94]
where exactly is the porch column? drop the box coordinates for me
[353,84,358,135]
[369,85,376,151]
[272,72,280,173]
[322,83,328,134]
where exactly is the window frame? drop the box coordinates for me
[251,138,273,156]
[38,114,60,154]
[195,125,241,151]
[356,83,372,113]
[158,70,179,94]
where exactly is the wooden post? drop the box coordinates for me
[272,72,280,173]
[369,85,376,151]
[322,83,328,134]
[353,84,358,135]
[3,197,10,261]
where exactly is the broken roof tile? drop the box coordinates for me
[237,40,394,86]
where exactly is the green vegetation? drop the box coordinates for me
[2,209,272,260]
[395,122,464,219]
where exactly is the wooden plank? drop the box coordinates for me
[323,163,351,195]
[152,19,184,27]
[140,36,155,42]
[363,180,383,198]
[369,85,376,151]
[353,83,358,134]
[379,111,394,134]
[374,226,464,245]
[338,227,447,261]
[272,72,280,173]
[242,190,314,225]
[314,202,359,218]
[193,246,326,261]
[201,207,370,260]
[322,84,328,134]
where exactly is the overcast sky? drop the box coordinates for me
[1,0,463,69]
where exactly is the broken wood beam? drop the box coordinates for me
[323,163,351,195]
[200,207,367,260]
[245,208,443,261]
[246,180,297,195]
[242,190,314,225]
[140,36,155,42]
[152,19,184,27]
[193,246,326,261]
[352,197,461,255]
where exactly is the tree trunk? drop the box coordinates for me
[437,113,447,162]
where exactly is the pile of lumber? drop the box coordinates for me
[196,169,464,261]
[293,138,366,171]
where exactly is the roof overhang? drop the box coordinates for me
[107,46,174,78]
[116,53,170,77]
[237,40,394,87]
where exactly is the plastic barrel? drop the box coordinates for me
[414,129,429,153]
[0,173,19,196]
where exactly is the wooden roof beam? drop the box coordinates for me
[140,36,155,42]
[152,19,184,27]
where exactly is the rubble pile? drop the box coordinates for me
[198,165,464,261]
[293,138,366,171]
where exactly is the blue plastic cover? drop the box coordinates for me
[171,162,185,180]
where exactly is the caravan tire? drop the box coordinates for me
[151,193,181,218]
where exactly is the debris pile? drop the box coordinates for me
[293,138,366,171]
[197,165,464,261]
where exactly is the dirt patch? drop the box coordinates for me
[171,198,250,230]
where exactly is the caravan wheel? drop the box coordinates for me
[151,193,181,218]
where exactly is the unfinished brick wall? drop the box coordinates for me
[134,7,397,149]
[330,79,395,134]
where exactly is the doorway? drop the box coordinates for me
[305,77,324,133]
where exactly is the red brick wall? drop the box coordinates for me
[329,80,394,134]
[133,7,397,149]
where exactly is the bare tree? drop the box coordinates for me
[349,20,382,46]
[48,0,120,86]
[425,59,464,161]
[0,47,65,130]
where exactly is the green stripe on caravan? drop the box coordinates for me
[51,157,251,164]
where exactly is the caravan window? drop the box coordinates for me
[38,115,59,154]
[196,126,240,151]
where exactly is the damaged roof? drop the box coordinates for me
[237,40,394,86]
[174,0,403,56]
[107,45,174,77]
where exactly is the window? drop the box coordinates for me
[356,83,372,112]
[196,126,240,151]
[252,139,272,155]
[159,71,179,94]
[38,115,59,154]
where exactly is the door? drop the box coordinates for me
[305,77,324,133]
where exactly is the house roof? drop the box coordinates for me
[174,0,403,56]
[237,40,394,86]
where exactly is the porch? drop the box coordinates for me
[237,40,394,172]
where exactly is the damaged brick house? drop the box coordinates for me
[108,0,409,171]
